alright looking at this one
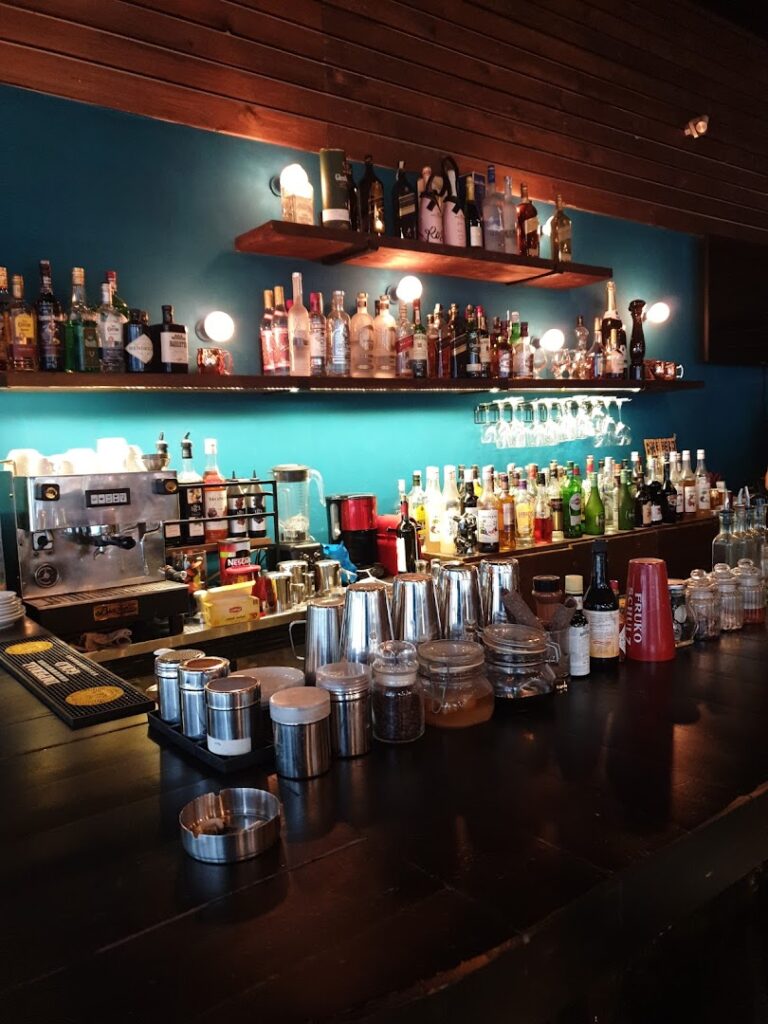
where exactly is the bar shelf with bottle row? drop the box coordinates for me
[165,478,279,555]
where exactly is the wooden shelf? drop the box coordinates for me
[0,371,703,394]
[234,220,612,289]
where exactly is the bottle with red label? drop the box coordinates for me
[203,438,228,542]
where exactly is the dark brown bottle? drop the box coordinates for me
[515,182,539,258]
[36,260,65,371]
[392,160,417,239]
[359,156,386,235]
[158,304,189,374]
[583,540,619,670]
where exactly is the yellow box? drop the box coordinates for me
[196,581,259,627]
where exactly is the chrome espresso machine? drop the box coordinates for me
[0,470,188,638]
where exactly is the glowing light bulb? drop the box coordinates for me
[200,311,235,343]
[646,301,671,325]
[540,328,565,352]
[395,275,423,303]
[279,163,310,194]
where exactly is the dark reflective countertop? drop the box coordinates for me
[3,626,768,1023]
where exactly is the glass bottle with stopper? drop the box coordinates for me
[628,299,646,382]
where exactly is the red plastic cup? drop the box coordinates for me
[625,557,676,662]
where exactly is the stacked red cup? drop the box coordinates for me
[625,557,676,662]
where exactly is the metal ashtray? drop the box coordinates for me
[179,788,281,864]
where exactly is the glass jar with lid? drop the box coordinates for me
[732,559,765,625]
[417,640,494,728]
[481,623,559,704]
[531,575,563,625]
[668,579,696,647]
[750,501,768,580]
[685,571,719,641]
[711,563,743,632]
[371,640,424,744]
[711,510,736,569]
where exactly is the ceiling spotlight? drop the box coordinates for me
[646,301,671,325]
[684,114,709,139]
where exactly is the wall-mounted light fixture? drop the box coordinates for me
[386,275,424,305]
[196,311,235,344]
[540,328,565,352]
[269,163,314,224]
[684,114,709,139]
[646,301,671,325]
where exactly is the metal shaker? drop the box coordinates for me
[339,580,393,663]
[479,558,520,625]
[391,572,441,643]
[154,648,205,724]
[438,564,482,641]
[289,595,345,683]
[178,656,230,739]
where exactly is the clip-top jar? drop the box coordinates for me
[316,661,372,758]
[154,648,205,724]
[482,623,558,703]
[712,563,744,632]
[732,558,765,625]
[417,640,494,728]
[371,640,423,744]
[178,656,230,738]
[667,580,696,648]
[686,570,719,641]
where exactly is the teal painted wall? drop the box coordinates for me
[0,85,764,537]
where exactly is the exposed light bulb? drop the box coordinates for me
[197,311,235,344]
[395,275,423,304]
[540,328,565,352]
[279,163,310,194]
[646,301,671,325]
[541,215,553,238]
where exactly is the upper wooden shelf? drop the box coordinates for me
[234,220,612,289]
[0,372,703,394]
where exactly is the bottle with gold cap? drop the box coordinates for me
[8,274,38,371]
[550,194,572,262]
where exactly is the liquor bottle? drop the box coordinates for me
[590,315,605,378]
[503,176,517,254]
[433,303,451,378]
[411,300,428,378]
[563,466,583,538]
[680,450,697,514]
[601,280,624,349]
[516,182,539,258]
[583,540,620,670]
[326,290,351,376]
[124,309,154,372]
[308,291,327,376]
[424,465,445,553]
[440,465,461,555]
[395,480,419,572]
[202,438,228,542]
[584,472,605,536]
[288,271,310,376]
[0,268,10,371]
[226,473,249,541]
[105,270,129,320]
[477,306,491,377]
[319,148,350,229]
[465,176,484,248]
[601,457,615,534]
[260,289,275,375]
[472,464,483,498]
[662,455,678,523]
[8,275,39,371]
[482,165,505,253]
[345,160,362,232]
[512,320,533,378]
[565,575,591,677]
[36,260,64,371]
[572,315,592,379]
[550,194,572,262]
[392,161,418,239]
[628,299,646,382]
[373,294,396,378]
[243,473,266,541]
[461,467,478,542]
[408,470,427,542]
[272,286,291,376]
[646,457,665,526]
[498,473,515,551]
[514,479,533,546]
[96,282,126,372]
[359,155,385,235]
[418,166,444,245]
[670,452,685,519]
[425,312,439,378]
[533,472,553,543]
[476,467,501,554]
[395,301,414,377]
[63,268,99,373]
[348,291,373,378]
[442,158,466,247]
[695,449,711,511]
[178,433,206,547]
[617,469,634,532]
[497,319,512,379]
[448,303,468,378]
[606,327,625,380]
[465,304,481,378]
[157,304,188,373]
[634,462,652,527]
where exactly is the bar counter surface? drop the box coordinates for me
[4,624,768,1023]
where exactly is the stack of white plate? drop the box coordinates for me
[0,592,25,629]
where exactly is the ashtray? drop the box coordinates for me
[179,787,281,864]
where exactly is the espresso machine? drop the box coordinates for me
[0,470,188,638]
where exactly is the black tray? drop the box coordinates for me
[147,710,274,773]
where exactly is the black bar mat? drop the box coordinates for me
[0,632,154,729]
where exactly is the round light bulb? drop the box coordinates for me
[279,163,310,194]
[395,275,423,304]
[202,311,235,343]
[540,328,565,352]
[646,301,671,325]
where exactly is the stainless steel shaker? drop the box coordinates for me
[288,595,345,684]
[154,648,205,724]
[178,656,230,739]
[205,675,261,756]
[315,558,342,596]
[339,580,393,663]
[391,572,441,643]
[479,558,520,625]
[264,570,293,613]
[316,661,372,758]
[278,559,309,606]
[270,686,332,779]
[438,564,482,641]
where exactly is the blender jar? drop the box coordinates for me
[272,464,325,543]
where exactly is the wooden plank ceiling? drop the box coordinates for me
[1,0,766,241]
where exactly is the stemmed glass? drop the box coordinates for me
[613,398,632,446]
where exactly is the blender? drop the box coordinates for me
[272,464,326,567]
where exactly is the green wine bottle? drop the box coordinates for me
[584,472,605,535]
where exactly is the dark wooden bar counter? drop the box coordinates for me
[3,624,768,1023]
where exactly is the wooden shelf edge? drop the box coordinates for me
[0,372,704,394]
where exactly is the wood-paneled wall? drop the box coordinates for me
[1,0,766,241]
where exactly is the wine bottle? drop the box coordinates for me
[359,155,385,235]
[515,182,539,257]
[392,161,418,239]
[583,540,619,670]
[465,176,484,248]
[395,480,418,572]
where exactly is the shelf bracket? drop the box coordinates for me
[506,268,557,286]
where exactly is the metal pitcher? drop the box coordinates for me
[392,572,440,643]
[479,558,520,625]
[438,563,482,640]
[289,595,345,684]
[339,580,392,663]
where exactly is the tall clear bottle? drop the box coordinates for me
[272,286,291,376]
[260,289,275,375]
[482,165,505,253]
[440,465,461,555]
[308,292,326,376]
[326,290,350,376]
[550,194,572,262]
[477,466,501,553]
[63,268,99,373]
[503,176,517,254]
[349,291,374,378]
[395,301,414,378]
[36,260,64,371]
[514,480,534,547]
[97,282,126,372]
[288,271,310,376]
[373,294,396,378]
[695,448,711,511]
[424,466,444,554]
[680,449,697,514]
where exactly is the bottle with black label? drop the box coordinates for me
[395,479,418,572]
[124,309,155,373]
[177,433,206,546]
[157,304,188,374]
[565,575,591,677]
[36,260,65,371]
[583,540,619,670]
[392,160,418,239]
[465,304,481,378]
[226,472,248,540]
[246,472,267,541]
